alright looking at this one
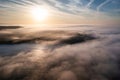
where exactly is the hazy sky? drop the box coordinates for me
[0,0,120,25]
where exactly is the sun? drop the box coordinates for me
[31,6,49,21]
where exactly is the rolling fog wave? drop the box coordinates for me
[0,25,120,80]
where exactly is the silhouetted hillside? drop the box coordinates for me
[0,31,96,44]
[0,26,22,30]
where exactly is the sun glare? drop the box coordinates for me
[31,6,49,21]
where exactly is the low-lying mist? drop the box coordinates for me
[0,25,120,80]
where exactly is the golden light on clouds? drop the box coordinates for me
[0,0,119,25]
[30,6,49,21]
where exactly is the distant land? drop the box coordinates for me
[0,26,22,30]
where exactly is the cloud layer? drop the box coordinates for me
[0,25,120,80]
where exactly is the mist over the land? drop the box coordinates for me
[0,25,120,80]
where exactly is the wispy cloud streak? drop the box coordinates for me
[97,0,111,12]
[86,0,94,8]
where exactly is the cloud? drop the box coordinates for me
[0,25,120,80]
[86,0,94,8]
[97,0,111,12]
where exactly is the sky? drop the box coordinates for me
[0,0,120,25]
